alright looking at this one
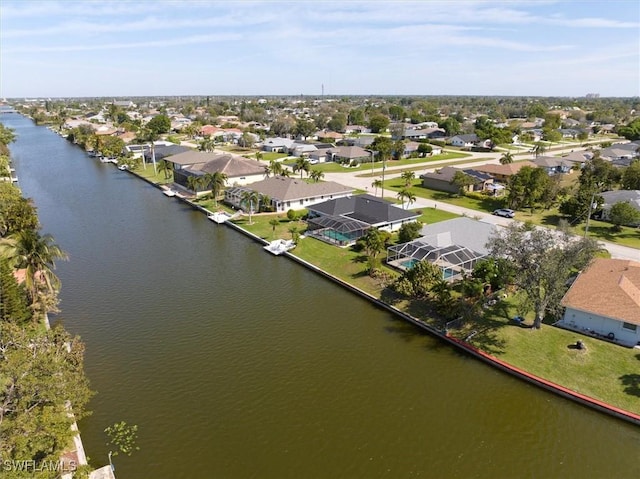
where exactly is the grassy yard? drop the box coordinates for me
[261,152,289,162]
[132,163,173,185]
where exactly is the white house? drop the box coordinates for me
[558,258,640,347]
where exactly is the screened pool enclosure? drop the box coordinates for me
[387,239,487,282]
[306,215,369,246]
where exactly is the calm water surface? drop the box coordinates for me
[3,113,639,479]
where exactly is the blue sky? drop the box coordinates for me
[1,0,639,98]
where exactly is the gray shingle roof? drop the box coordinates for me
[418,217,498,255]
[237,176,353,201]
[309,194,419,226]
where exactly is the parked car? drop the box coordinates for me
[492,208,515,218]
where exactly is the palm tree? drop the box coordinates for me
[532,142,546,158]
[267,159,284,177]
[157,159,174,180]
[309,169,324,183]
[198,136,216,153]
[269,218,279,238]
[255,151,264,161]
[293,157,311,178]
[0,229,68,312]
[397,188,416,209]
[371,179,383,197]
[499,152,514,165]
[400,170,415,187]
[241,190,260,224]
[203,171,228,208]
[186,175,204,197]
[288,225,300,243]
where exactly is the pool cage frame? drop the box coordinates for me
[306,215,370,246]
[386,239,487,282]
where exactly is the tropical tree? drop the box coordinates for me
[487,223,599,329]
[157,159,174,180]
[203,171,228,207]
[293,157,311,178]
[370,136,393,198]
[371,179,383,197]
[358,228,391,274]
[0,229,68,312]
[309,169,324,183]
[241,190,260,224]
[392,260,442,299]
[532,142,546,158]
[269,218,280,238]
[146,114,171,135]
[397,221,422,243]
[499,152,514,164]
[450,170,475,196]
[400,170,415,187]
[396,188,416,209]
[186,174,205,197]
[198,136,216,153]
[288,225,300,243]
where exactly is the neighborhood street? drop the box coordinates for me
[320,150,640,262]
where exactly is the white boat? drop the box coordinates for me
[117,164,129,171]
[207,211,233,224]
[162,189,177,197]
[263,239,296,255]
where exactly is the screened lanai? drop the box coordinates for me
[387,239,487,282]
[306,215,369,246]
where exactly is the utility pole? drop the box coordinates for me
[584,191,596,237]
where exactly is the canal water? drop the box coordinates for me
[3,113,639,478]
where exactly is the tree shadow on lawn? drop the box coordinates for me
[540,214,563,227]
[619,374,640,398]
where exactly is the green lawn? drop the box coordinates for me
[132,164,173,185]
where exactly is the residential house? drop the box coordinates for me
[473,161,537,182]
[305,194,420,246]
[165,150,265,194]
[596,190,640,225]
[561,150,593,169]
[344,125,370,134]
[316,130,344,142]
[558,258,640,347]
[599,142,640,167]
[387,217,497,282]
[112,100,136,109]
[224,176,354,212]
[420,166,494,194]
[531,156,573,175]
[144,144,191,162]
[449,134,481,148]
[289,142,318,158]
[325,145,371,164]
[402,128,446,140]
[262,137,296,152]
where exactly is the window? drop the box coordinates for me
[622,322,637,332]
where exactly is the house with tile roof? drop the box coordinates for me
[558,258,640,347]
[224,176,353,212]
[473,161,537,182]
[166,151,265,194]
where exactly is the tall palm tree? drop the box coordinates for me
[186,175,204,197]
[532,142,546,158]
[241,190,260,224]
[157,159,174,180]
[309,169,324,183]
[397,188,416,209]
[499,152,514,164]
[203,171,228,208]
[267,159,284,177]
[269,218,279,238]
[400,170,415,187]
[0,229,68,312]
[371,179,383,197]
[293,157,311,178]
